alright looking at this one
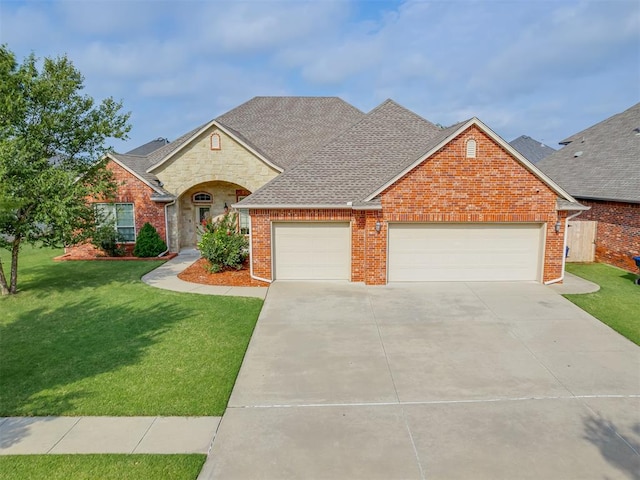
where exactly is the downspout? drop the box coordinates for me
[248,211,272,283]
[544,210,586,285]
[158,199,176,257]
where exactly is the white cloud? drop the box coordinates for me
[469,1,640,100]
[191,0,347,54]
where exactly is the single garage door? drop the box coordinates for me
[273,222,351,280]
[388,223,543,282]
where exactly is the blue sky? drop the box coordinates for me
[1,0,638,153]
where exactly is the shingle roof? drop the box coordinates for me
[537,103,640,203]
[109,153,172,196]
[237,99,446,207]
[125,138,170,156]
[509,135,555,164]
[215,96,365,169]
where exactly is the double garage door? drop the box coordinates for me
[388,223,544,282]
[272,222,543,282]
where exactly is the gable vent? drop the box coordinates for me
[466,138,477,158]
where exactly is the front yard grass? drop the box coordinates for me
[0,454,206,480]
[565,263,639,346]
[0,246,262,416]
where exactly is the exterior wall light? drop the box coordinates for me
[554,221,561,233]
[375,220,382,233]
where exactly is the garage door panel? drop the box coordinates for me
[274,223,350,280]
[389,224,543,282]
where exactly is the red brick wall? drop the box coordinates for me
[250,209,352,280]
[378,126,565,284]
[65,161,167,257]
[577,199,640,272]
[248,125,567,284]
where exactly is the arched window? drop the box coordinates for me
[192,192,212,203]
[210,133,221,150]
[466,138,477,158]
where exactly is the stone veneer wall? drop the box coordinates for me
[152,127,279,197]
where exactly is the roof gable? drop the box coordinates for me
[106,153,171,197]
[366,118,575,203]
[537,102,640,203]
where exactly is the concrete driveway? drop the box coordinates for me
[205,281,640,479]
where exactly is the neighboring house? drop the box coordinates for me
[69,96,585,285]
[509,135,556,164]
[125,137,170,156]
[537,103,640,272]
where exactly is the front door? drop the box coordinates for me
[196,206,211,243]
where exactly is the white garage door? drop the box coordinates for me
[388,223,543,282]
[273,223,351,280]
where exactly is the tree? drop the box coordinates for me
[0,45,130,295]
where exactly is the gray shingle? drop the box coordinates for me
[110,153,172,196]
[537,103,640,203]
[509,135,555,164]
[125,138,170,156]
[215,96,365,169]
[238,99,447,206]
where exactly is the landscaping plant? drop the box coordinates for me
[91,220,125,257]
[197,213,248,272]
[133,222,167,257]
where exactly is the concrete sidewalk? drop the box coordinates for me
[547,272,600,294]
[0,416,220,455]
[141,249,268,299]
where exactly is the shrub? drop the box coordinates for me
[91,222,125,257]
[133,222,167,257]
[197,213,248,272]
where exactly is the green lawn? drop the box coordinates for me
[0,454,206,480]
[0,246,262,416]
[565,263,640,345]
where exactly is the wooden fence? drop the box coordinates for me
[566,220,596,262]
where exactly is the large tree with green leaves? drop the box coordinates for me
[0,45,130,295]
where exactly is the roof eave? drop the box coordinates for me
[232,203,368,210]
[575,195,640,205]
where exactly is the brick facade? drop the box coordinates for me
[65,161,167,257]
[577,199,640,272]
[249,126,568,285]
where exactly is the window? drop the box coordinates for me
[210,133,221,150]
[95,203,135,242]
[192,192,212,203]
[466,138,477,158]
[236,194,250,235]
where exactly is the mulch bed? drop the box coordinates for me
[178,258,270,287]
[54,252,179,261]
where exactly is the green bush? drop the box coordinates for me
[197,213,248,272]
[91,222,125,257]
[133,222,167,257]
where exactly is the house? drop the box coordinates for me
[69,96,586,285]
[509,135,556,164]
[537,103,640,272]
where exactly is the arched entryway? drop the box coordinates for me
[178,181,251,248]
